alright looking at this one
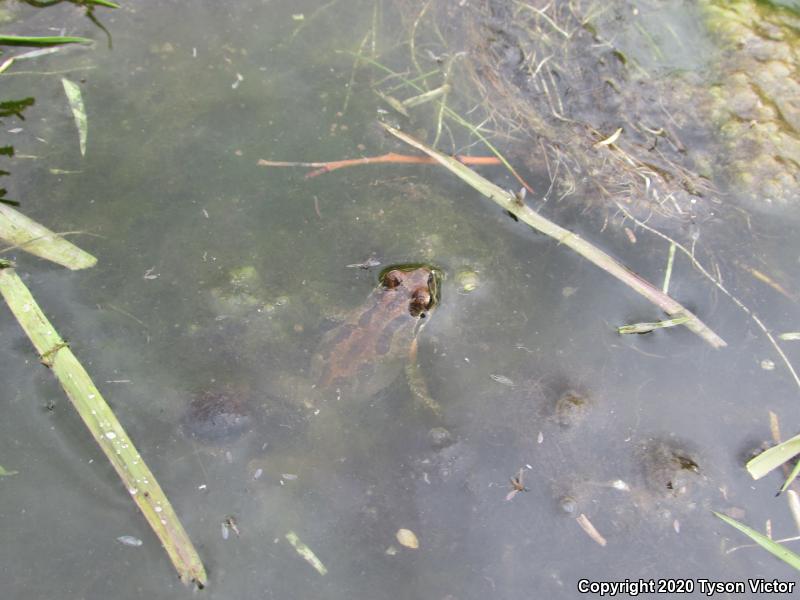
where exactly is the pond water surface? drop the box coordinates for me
[1,1,799,599]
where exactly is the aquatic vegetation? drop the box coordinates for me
[702,0,800,210]
[0,264,206,587]
[747,432,800,493]
[383,123,726,348]
[715,511,800,572]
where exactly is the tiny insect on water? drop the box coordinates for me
[505,468,529,501]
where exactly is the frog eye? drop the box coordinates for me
[383,270,402,289]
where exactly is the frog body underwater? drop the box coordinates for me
[310,264,440,401]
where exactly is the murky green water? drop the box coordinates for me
[1,1,800,598]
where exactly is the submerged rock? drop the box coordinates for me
[181,389,253,443]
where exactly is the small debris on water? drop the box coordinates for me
[562,286,578,297]
[594,127,622,148]
[396,528,419,549]
[285,530,327,575]
[673,519,681,534]
[760,359,775,370]
[506,468,529,501]
[537,431,544,444]
[222,515,240,540]
[610,479,630,492]
[559,496,577,515]
[143,267,159,280]
[722,506,746,520]
[281,473,298,481]
[291,13,304,20]
[116,535,143,547]
[385,545,398,556]
[490,374,515,387]
[455,269,480,293]
[253,468,263,480]
[346,257,381,269]
[576,514,607,546]
[231,73,244,90]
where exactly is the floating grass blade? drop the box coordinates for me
[0,266,206,588]
[747,433,800,483]
[285,531,328,575]
[782,460,800,495]
[617,315,690,335]
[714,511,800,572]
[381,123,726,349]
[662,242,676,294]
[0,35,93,47]
[62,78,87,157]
[0,203,97,269]
[85,0,120,7]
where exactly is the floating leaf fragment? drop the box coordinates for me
[0,464,19,476]
[116,535,143,547]
[396,528,419,549]
[61,78,87,157]
[779,332,800,341]
[285,530,327,575]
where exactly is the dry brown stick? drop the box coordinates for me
[382,123,726,349]
[257,152,502,179]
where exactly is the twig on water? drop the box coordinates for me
[381,123,726,349]
[257,152,501,178]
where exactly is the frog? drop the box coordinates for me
[181,263,442,445]
[309,263,441,404]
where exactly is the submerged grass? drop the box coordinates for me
[715,511,800,572]
[339,51,534,194]
[0,265,207,588]
[0,35,93,46]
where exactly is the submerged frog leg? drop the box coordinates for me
[405,337,442,417]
